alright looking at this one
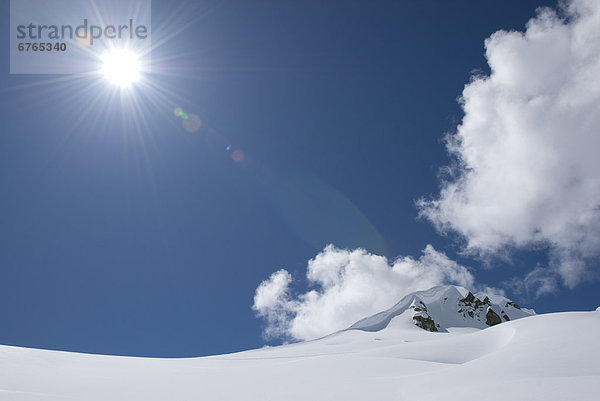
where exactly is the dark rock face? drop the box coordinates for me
[460,292,476,304]
[486,308,502,326]
[413,315,438,332]
[460,292,491,309]
[350,286,534,335]
[474,296,491,309]
[456,291,494,324]
[410,300,438,331]
[400,288,530,332]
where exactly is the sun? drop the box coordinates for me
[100,49,141,87]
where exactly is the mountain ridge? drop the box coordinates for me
[347,285,535,333]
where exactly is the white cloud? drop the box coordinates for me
[418,0,600,288]
[253,270,295,340]
[253,245,474,341]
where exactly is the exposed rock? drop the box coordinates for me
[348,285,535,333]
[413,315,438,332]
[486,308,502,326]
[460,292,476,304]
[474,296,491,309]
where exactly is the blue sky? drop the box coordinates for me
[1,0,599,357]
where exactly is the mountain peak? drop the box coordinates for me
[347,285,535,333]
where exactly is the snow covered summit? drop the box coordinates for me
[348,285,535,333]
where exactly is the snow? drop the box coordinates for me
[349,285,534,332]
[0,288,598,400]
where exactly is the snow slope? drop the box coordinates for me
[1,296,598,400]
[349,285,535,332]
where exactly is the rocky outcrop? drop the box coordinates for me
[347,285,535,333]
[457,291,511,328]
[410,300,438,332]
[460,291,491,309]
[486,308,502,326]
[413,315,438,332]
[461,292,476,304]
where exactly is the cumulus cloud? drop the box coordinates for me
[253,270,294,340]
[253,244,474,341]
[418,0,600,289]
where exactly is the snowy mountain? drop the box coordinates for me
[0,287,598,400]
[348,285,535,333]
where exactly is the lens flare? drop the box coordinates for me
[183,114,202,132]
[231,150,244,163]
[174,107,201,132]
